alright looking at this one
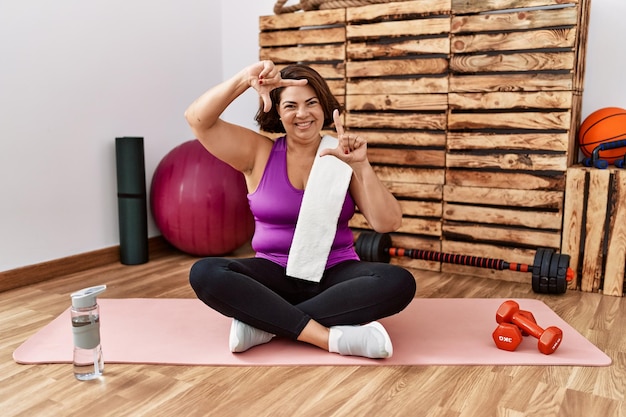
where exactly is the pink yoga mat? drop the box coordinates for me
[13,298,611,366]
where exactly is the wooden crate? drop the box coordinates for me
[259,0,592,279]
[562,167,626,296]
[441,0,588,282]
[259,9,347,100]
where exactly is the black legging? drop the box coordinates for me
[189,257,416,340]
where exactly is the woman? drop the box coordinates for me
[185,60,416,359]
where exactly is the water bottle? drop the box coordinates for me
[70,284,106,380]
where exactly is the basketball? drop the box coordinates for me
[578,107,626,164]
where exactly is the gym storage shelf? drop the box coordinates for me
[259,0,597,287]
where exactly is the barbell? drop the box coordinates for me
[354,232,574,294]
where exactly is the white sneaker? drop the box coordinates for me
[328,321,393,359]
[229,319,275,353]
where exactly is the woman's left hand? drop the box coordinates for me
[319,109,368,164]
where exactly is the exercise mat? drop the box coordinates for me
[13,298,611,367]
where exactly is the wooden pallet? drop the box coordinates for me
[259,0,592,281]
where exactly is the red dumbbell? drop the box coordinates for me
[495,300,563,355]
[492,310,539,351]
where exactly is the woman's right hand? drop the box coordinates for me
[247,60,307,112]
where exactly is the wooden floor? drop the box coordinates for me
[1,248,625,417]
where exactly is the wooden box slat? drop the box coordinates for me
[259,27,345,47]
[348,77,449,95]
[347,58,449,78]
[443,222,562,249]
[348,18,450,39]
[368,148,446,167]
[347,0,451,20]
[445,170,565,191]
[347,38,449,59]
[259,9,345,30]
[451,29,576,54]
[451,7,578,33]
[449,73,574,93]
[346,112,447,130]
[445,153,568,172]
[374,166,445,185]
[356,130,446,147]
[451,0,579,15]
[443,202,563,230]
[449,92,573,111]
[447,132,569,152]
[450,51,576,73]
[259,44,346,63]
[347,93,448,111]
[444,185,563,210]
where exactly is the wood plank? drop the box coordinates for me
[451,28,576,53]
[561,167,586,290]
[443,202,562,229]
[449,91,573,110]
[347,112,447,130]
[448,111,571,131]
[447,132,569,152]
[374,166,445,185]
[603,171,626,296]
[368,148,446,167]
[356,130,446,147]
[446,169,565,190]
[347,93,448,111]
[259,44,345,63]
[347,37,449,59]
[347,58,448,77]
[259,27,345,47]
[449,73,573,93]
[347,18,450,39]
[451,0,578,15]
[444,185,563,209]
[450,52,576,73]
[451,7,578,33]
[401,200,443,218]
[581,170,610,293]
[385,182,443,199]
[347,0,452,21]
[443,223,562,248]
[275,62,345,79]
[259,9,345,30]
[350,213,442,236]
[348,76,449,95]
[445,153,568,172]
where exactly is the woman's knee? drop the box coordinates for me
[189,257,229,294]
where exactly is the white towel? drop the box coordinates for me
[286,135,353,282]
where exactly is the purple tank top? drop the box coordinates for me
[248,136,359,269]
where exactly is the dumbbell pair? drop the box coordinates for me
[492,300,563,355]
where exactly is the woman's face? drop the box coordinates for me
[277,84,325,142]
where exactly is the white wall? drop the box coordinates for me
[0,0,623,272]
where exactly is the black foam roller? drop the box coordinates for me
[115,137,148,265]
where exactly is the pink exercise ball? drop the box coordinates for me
[150,139,254,256]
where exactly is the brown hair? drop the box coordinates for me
[255,64,342,133]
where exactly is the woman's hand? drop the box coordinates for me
[319,109,368,165]
[246,60,307,112]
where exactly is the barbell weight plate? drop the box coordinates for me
[540,249,555,294]
[555,253,571,294]
[360,232,375,262]
[532,248,547,293]
[378,233,392,264]
[548,250,560,294]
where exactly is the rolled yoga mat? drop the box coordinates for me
[115,136,148,265]
[13,298,611,367]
